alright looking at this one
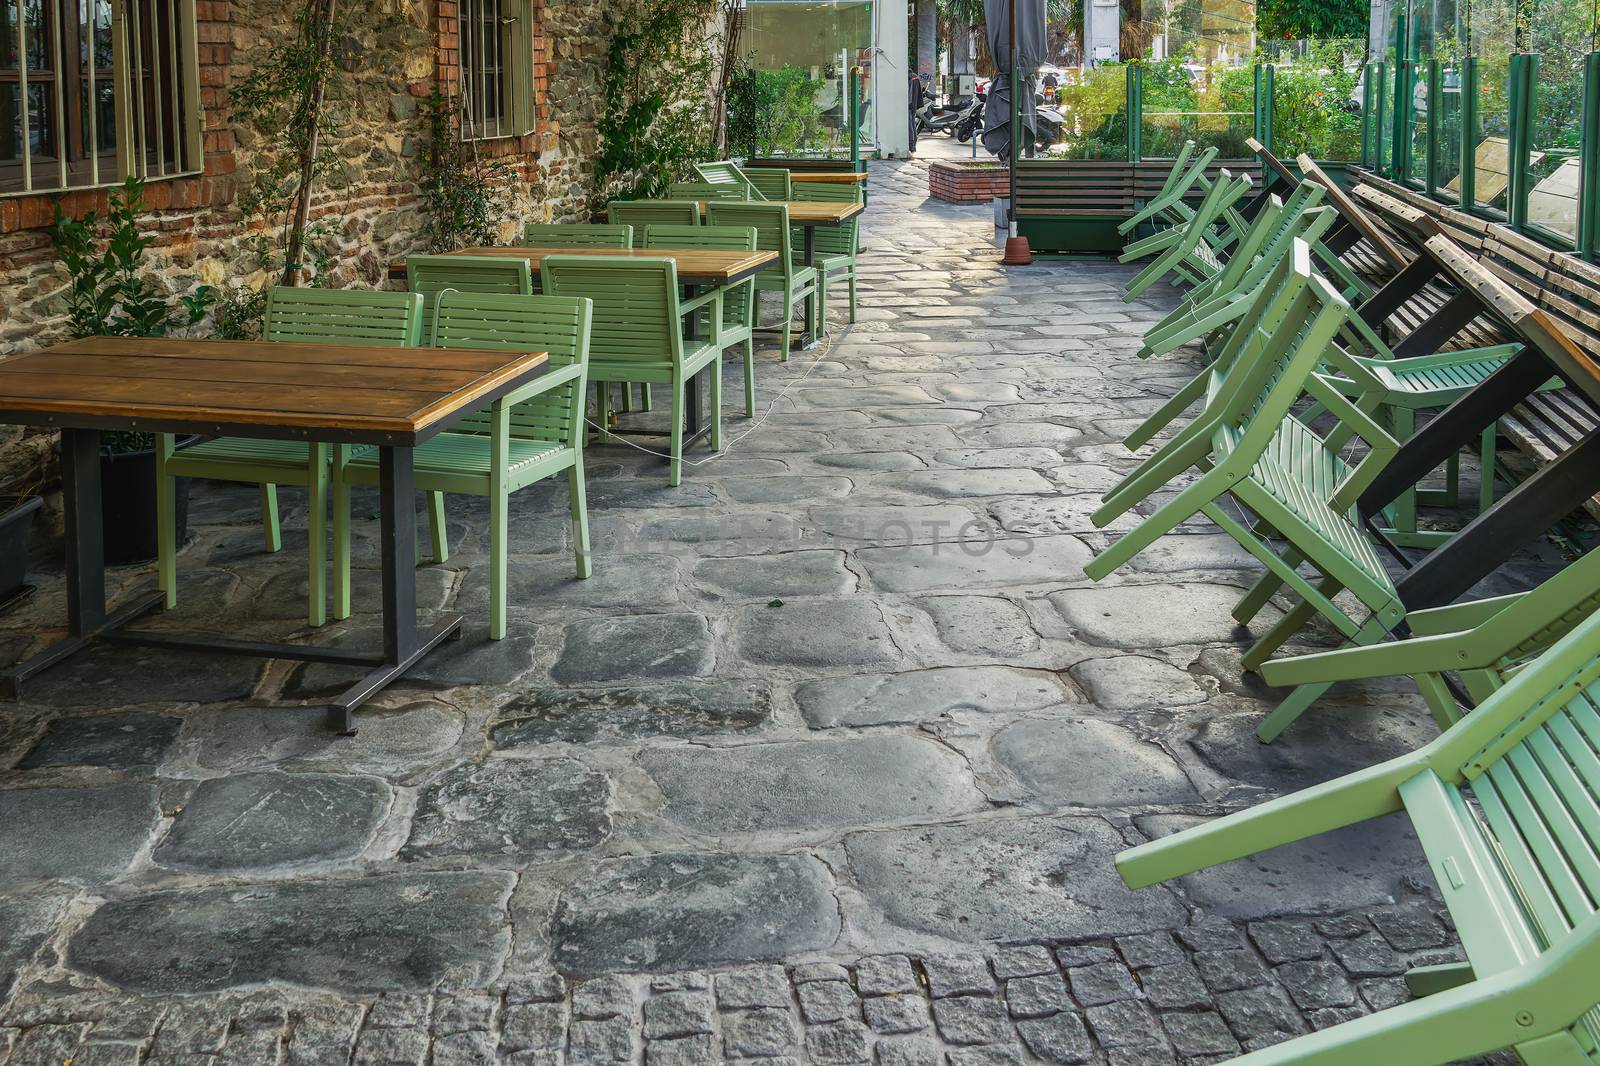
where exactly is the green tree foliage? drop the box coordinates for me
[418,90,514,251]
[1256,0,1368,41]
[726,64,825,157]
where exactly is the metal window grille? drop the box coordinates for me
[1,0,201,197]
[460,0,532,141]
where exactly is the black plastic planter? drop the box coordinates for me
[100,438,194,566]
[0,494,42,602]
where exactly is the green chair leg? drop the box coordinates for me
[260,484,282,553]
[709,359,723,452]
[426,490,449,564]
[642,384,654,412]
[157,434,178,609]
[333,444,352,622]
[1480,422,1497,513]
[619,382,634,413]
[1255,612,1396,743]
[489,487,508,641]
[1085,470,1230,581]
[669,378,685,487]
[743,338,757,417]
[306,443,328,628]
[1405,962,1475,998]
[1234,546,1303,627]
[780,294,793,362]
[847,274,858,323]
[569,459,593,579]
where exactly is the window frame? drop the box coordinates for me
[459,0,535,142]
[0,0,204,198]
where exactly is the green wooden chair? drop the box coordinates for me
[1120,170,1254,301]
[1086,243,1411,742]
[1258,545,1600,730]
[666,182,748,201]
[1116,603,1600,1066]
[743,167,792,200]
[705,201,819,362]
[540,256,723,486]
[607,200,700,230]
[522,223,634,248]
[695,161,765,199]
[791,180,862,326]
[1139,183,1330,359]
[156,286,424,627]
[333,292,593,639]
[1117,140,1215,236]
[644,223,759,417]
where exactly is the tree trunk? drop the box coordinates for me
[280,0,337,288]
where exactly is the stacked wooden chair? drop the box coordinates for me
[1120,170,1255,300]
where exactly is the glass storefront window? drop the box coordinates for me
[1466,0,1515,213]
[1135,0,1256,158]
[1265,39,1364,162]
[1525,0,1595,242]
[734,0,875,157]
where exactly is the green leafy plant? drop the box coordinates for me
[593,0,719,211]
[726,63,825,158]
[419,90,514,250]
[230,0,349,284]
[212,286,270,340]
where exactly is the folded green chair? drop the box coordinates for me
[706,201,819,362]
[644,223,759,417]
[540,256,723,486]
[1117,140,1215,237]
[607,200,700,230]
[1087,243,1410,742]
[522,223,633,248]
[1259,545,1600,729]
[1117,603,1600,1066]
[157,287,424,627]
[334,292,593,639]
[695,161,765,199]
[1121,170,1254,301]
[791,180,862,326]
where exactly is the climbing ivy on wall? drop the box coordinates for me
[592,0,720,211]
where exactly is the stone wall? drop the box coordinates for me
[0,0,625,498]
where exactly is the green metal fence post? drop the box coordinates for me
[1507,52,1536,229]
[1128,62,1142,163]
[1580,51,1600,260]
[849,66,862,169]
[1361,62,1374,167]
[1261,64,1275,156]
[1426,59,1441,195]
[1461,55,1478,207]
[1394,62,1414,180]
[1376,60,1390,175]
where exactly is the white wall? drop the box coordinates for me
[876,0,912,157]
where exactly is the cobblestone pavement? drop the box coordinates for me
[0,157,1549,1065]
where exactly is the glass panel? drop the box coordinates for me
[737,0,875,156]
[1262,39,1364,162]
[1525,0,1594,243]
[1051,62,1127,159]
[1135,0,1256,159]
[1468,0,1515,212]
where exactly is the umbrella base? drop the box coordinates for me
[1002,235,1034,265]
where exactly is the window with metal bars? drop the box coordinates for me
[1,0,202,197]
[459,0,533,141]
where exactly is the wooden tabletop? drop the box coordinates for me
[0,336,548,446]
[790,172,869,184]
[1424,234,1600,398]
[387,246,778,286]
[698,200,865,226]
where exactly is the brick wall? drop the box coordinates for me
[0,0,618,497]
[928,161,1010,204]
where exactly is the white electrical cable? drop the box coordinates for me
[583,316,851,468]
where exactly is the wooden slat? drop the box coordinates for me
[385,246,779,285]
[788,171,868,184]
[1298,154,1409,271]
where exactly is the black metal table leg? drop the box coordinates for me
[328,444,462,734]
[800,226,818,349]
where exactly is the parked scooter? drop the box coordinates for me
[955,84,986,142]
[915,94,983,139]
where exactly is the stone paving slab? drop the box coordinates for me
[0,154,1557,1065]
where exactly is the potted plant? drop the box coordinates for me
[0,491,43,605]
[51,177,215,566]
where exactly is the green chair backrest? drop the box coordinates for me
[743,167,792,200]
[695,161,764,199]
[539,256,682,372]
[667,182,748,201]
[644,223,758,329]
[705,202,794,286]
[790,181,862,259]
[430,291,592,448]
[522,223,634,248]
[263,286,423,346]
[406,255,533,330]
[607,200,700,230]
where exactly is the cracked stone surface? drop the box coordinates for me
[0,154,1547,1065]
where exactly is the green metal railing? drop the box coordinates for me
[1361,49,1598,259]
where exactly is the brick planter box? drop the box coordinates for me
[929,161,1010,204]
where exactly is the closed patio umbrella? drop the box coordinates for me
[981,0,1046,164]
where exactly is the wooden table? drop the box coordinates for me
[0,336,549,733]
[385,246,777,288]
[1355,235,1600,610]
[790,172,869,185]
[387,246,778,447]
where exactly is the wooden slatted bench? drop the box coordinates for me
[1015,157,1262,254]
[1351,174,1600,518]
